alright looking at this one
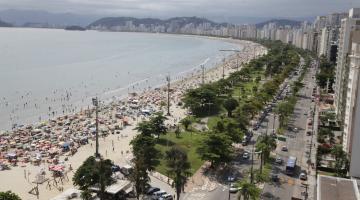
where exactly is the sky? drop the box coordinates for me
[0,0,360,22]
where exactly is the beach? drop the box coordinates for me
[0,38,267,200]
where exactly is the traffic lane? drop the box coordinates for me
[262,162,296,200]
[263,81,311,199]
[182,185,238,200]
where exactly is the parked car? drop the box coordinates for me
[159,194,174,200]
[281,146,288,151]
[146,187,160,195]
[111,165,121,173]
[243,152,250,159]
[275,157,283,164]
[152,190,167,199]
[299,170,307,180]
[270,174,279,182]
[229,183,240,193]
[227,175,236,182]
[306,130,312,136]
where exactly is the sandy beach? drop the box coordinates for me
[0,38,267,200]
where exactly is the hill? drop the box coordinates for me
[0,19,12,27]
[255,19,301,28]
[87,16,223,29]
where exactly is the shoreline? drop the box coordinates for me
[0,30,240,132]
[0,37,267,200]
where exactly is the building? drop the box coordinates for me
[317,175,360,200]
[318,27,330,57]
[349,32,360,178]
[334,8,360,130]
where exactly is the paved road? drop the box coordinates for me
[182,58,318,200]
[262,59,318,200]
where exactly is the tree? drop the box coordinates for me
[150,112,168,138]
[256,135,277,172]
[223,97,239,117]
[197,132,233,167]
[331,145,349,177]
[134,112,167,138]
[73,156,114,200]
[130,133,161,199]
[180,117,192,131]
[182,86,220,116]
[0,191,21,200]
[134,121,155,137]
[165,147,191,200]
[237,180,261,200]
[175,125,181,138]
[240,102,258,119]
[130,134,161,171]
[130,156,150,200]
[275,101,294,128]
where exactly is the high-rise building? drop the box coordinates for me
[343,30,360,153]
[334,8,360,129]
[347,32,360,178]
[318,27,329,57]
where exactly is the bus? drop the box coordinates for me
[286,156,297,175]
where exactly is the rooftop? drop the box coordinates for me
[317,175,360,200]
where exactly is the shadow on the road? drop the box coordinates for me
[262,192,281,200]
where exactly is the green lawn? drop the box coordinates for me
[207,116,222,130]
[155,131,206,176]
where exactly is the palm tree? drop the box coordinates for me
[180,117,192,131]
[237,180,261,200]
[256,135,277,171]
[165,147,191,200]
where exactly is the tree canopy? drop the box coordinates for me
[165,147,191,200]
[0,191,21,200]
[197,132,233,167]
[72,156,114,200]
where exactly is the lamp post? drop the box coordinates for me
[219,49,241,79]
[166,75,171,116]
[92,97,100,158]
[201,64,205,85]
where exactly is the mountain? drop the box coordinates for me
[88,16,225,29]
[0,19,12,27]
[0,9,100,27]
[255,19,302,28]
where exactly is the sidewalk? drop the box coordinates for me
[184,162,218,193]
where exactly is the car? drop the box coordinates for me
[299,170,307,180]
[159,194,174,200]
[306,130,312,136]
[242,140,248,146]
[111,165,121,173]
[293,127,298,132]
[152,190,167,199]
[281,146,288,151]
[227,175,236,182]
[275,157,283,164]
[243,152,250,159]
[146,187,160,195]
[270,174,279,182]
[229,183,240,193]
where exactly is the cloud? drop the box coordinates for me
[0,0,359,19]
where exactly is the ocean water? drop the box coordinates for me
[0,28,240,130]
